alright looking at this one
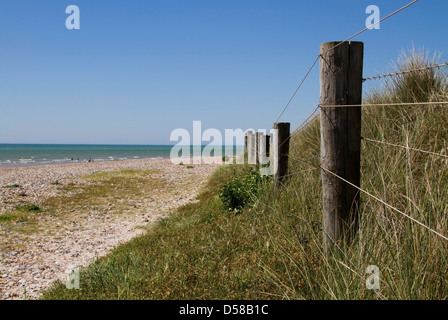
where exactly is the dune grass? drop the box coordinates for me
[41,49,448,300]
[252,49,448,299]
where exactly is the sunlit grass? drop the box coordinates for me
[40,49,448,300]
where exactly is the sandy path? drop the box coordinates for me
[0,158,221,300]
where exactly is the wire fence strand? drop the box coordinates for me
[289,153,321,168]
[320,166,448,242]
[320,0,419,55]
[363,62,448,82]
[274,0,420,142]
[290,106,320,138]
[275,57,319,123]
[281,167,319,179]
[274,105,320,153]
[362,137,448,159]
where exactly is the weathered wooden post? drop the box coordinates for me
[273,122,290,191]
[319,41,363,250]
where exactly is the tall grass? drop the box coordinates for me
[251,49,448,299]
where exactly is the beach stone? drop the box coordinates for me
[0,157,220,300]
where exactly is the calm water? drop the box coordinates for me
[0,144,244,167]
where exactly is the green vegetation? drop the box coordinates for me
[0,169,164,237]
[0,213,20,223]
[83,169,160,180]
[15,204,41,212]
[41,49,448,300]
[0,203,42,234]
[3,184,21,189]
[219,168,270,213]
[44,169,163,215]
[41,164,275,300]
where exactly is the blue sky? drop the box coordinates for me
[1,0,447,144]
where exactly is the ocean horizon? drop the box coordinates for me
[0,144,244,167]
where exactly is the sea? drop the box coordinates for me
[0,144,244,167]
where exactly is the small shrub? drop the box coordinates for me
[219,169,270,213]
[187,165,194,169]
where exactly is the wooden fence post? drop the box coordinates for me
[273,122,290,191]
[319,41,363,250]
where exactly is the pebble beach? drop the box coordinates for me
[0,158,221,300]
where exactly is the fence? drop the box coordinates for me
[241,0,448,251]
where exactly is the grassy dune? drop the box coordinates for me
[41,50,448,300]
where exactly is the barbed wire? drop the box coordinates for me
[319,101,448,108]
[275,0,419,135]
[363,62,448,82]
[247,0,448,297]
[362,137,448,159]
[320,0,419,56]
